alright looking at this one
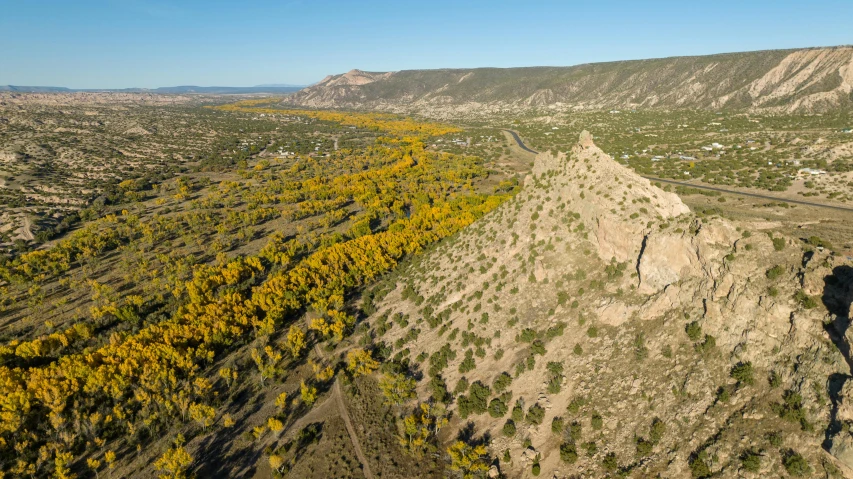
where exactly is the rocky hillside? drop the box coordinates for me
[365,132,853,477]
[286,46,853,114]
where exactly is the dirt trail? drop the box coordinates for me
[19,215,34,241]
[307,342,373,478]
[334,380,374,479]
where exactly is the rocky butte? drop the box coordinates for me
[368,131,853,477]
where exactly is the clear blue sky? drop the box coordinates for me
[1,0,851,88]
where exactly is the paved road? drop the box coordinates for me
[502,129,539,154]
[503,129,853,214]
[643,177,853,213]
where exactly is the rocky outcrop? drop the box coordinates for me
[369,130,840,478]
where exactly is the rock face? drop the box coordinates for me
[369,131,845,478]
[830,434,853,471]
[528,130,720,296]
[285,46,853,114]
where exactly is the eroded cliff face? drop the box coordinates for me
[367,132,853,477]
[286,47,853,115]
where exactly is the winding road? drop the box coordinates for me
[503,129,853,214]
[502,129,538,154]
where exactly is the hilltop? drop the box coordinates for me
[285,46,853,115]
[362,131,853,477]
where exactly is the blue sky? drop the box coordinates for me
[1,0,851,88]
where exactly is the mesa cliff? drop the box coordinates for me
[286,46,853,115]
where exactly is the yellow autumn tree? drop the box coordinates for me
[188,402,215,432]
[300,380,317,406]
[286,325,306,357]
[379,372,417,406]
[155,435,193,479]
[447,441,489,479]
[251,345,282,386]
[346,348,379,377]
[399,402,448,456]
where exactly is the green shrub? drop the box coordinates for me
[511,402,524,422]
[716,386,731,403]
[551,417,564,435]
[459,349,476,373]
[602,452,618,472]
[488,398,508,418]
[517,328,536,343]
[591,412,603,430]
[768,371,781,388]
[689,451,712,478]
[776,390,811,431]
[740,450,761,473]
[772,237,785,251]
[649,418,665,444]
[806,236,832,250]
[568,421,582,441]
[469,382,490,409]
[636,437,653,457]
[696,334,716,353]
[559,442,578,464]
[730,361,755,386]
[767,432,783,447]
[765,265,784,280]
[503,420,517,437]
[493,372,513,394]
[546,361,564,377]
[547,376,562,394]
[429,376,449,403]
[454,377,469,395]
[794,290,818,309]
[782,450,811,476]
[567,397,586,414]
[545,322,566,338]
[685,321,702,341]
[526,404,545,425]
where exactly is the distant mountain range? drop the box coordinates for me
[285,46,853,113]
[0,85,306,94]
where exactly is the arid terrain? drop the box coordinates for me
[1,45,853,479]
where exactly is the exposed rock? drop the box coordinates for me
[520,447,538,465]
[831,432,853,470]
[838,380,853,423]
[637,233,702,293]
